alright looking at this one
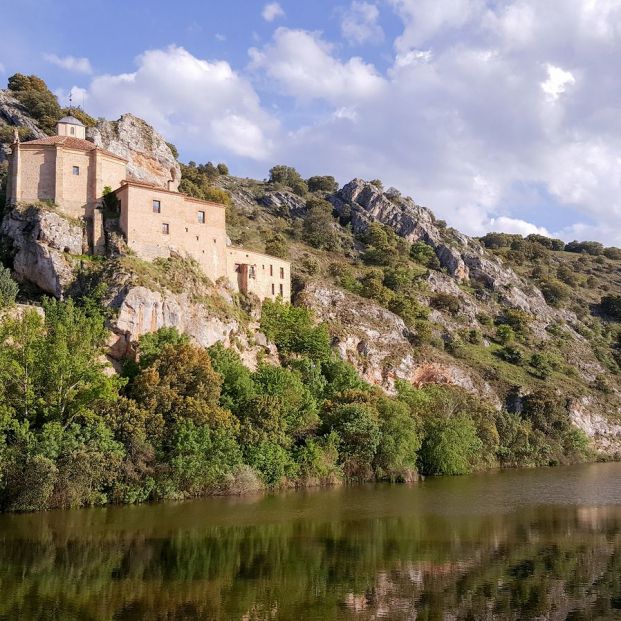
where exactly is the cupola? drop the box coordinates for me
[56,114,86,139]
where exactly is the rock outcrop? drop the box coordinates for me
[87,114,181,191]
[297,280,498,402]
[329,179,469,280]
[107,285,277,370]
[1,205,84,298]
[0,90,47,162]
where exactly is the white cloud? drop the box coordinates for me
[249,28,385,104]
[341,2,384,45]
[80,45,278,160]
[44,53,92,74]
[262,2,285,22]
[489,216,550,237]
[541,63,575,101]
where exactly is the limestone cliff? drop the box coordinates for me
[87,114,181,191]
[1,205,85,298]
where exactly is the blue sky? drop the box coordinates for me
[2,0,621,244]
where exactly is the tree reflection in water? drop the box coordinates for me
[1,470,621,620]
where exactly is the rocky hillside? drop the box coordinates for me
[1,80,621,457]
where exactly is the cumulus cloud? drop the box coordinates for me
[489,216,550,237]
[341,2,384,45]
[262,2,285,22]
[44,53,92,74]
[79,45,278,160]
[249,28,385,104]
[541,64,576,102]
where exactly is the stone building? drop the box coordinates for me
[6,115,291,301]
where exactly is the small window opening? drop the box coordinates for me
[72,166,80,176]
[279,284,284,296]
[271,283,275,295]
[280,267,285,279]
[198,211,205,224]
[270,265,273,276]
[162,223,169,235]
[153,200,161,213]
[70,126,75,135]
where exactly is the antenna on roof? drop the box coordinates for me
[69,91,73,110]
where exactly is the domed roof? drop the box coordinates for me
[57,115,85,127]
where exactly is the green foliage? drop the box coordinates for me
[601,294,621,320]
[0,267,18,308]
[269,165,308,196]
[565,240,605,255]
[307,175,338,193]
[208,343,256,414]
[260,299,332,361]
[410,241,440,268]
[264,233,289,259]
[539,279,571,307]
[179,162,231,204]
[430,292,461,315]
[362,223,408,266]
[7,73,62,135]
[418,414,483,476]
[302,197,340,250]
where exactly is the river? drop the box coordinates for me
[2,462,621,620]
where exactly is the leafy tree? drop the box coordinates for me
[0,267,18,308]
[418,414,483,476]
[265,233,289,259]
[216,163,229,175]
[260,299,332,361]
[130,342,232,430]
[136,327,189,370]
[601,294,621,320]
[430,292,461,315]
[322,402,380,479]
[208,343,256,414]
[307,175,338,193]
[302,197,340,250]
[7,73,62,135]
[410,241,440,268]
[374,397,420,480]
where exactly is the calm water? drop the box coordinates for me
[3,463,621,620]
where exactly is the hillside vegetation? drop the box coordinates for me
[0,74,619,512]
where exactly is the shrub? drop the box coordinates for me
[260,299,332,361]
[539,279,570,307]
[302,197,340,250]
[208,343,256,414]
[0,267,18,308]
[418,414,483,476]
[430,292,461,315]
[410,241,440,269]
[7,73,62,135]
[601,295,621,320]
[265,233,289,259]
[307,175,338,193]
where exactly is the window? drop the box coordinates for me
[249,266,256,279]
[162,223,169,235]
[280,267,285,279]
[198,211,205,223]
[279,284,284,296]
[269,265,273,276]
[70,127,75,135]
[234,263,241,273]
[271,283,275,295]
[72,166,80,176]
[153,200,161,213]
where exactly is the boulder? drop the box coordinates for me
[87,114,181,191]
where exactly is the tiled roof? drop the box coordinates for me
[20,135,127,161]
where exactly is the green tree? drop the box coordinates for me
[307,175,338,193]
[265,233,289,259]
[208,343,256,414]
[260,299,332,360]
[418,414,483,476]
[302,197,340,250]
[7,73,62,135]
[0,267,18,308]
[410,241,440,268]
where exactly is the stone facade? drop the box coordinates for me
[6,116,291,301]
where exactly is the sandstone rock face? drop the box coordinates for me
[297,281,497,401]
[87,114,180,190]
[1,206,84,298]
[108,285,278,370]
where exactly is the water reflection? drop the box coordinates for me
[2,463,621,620]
